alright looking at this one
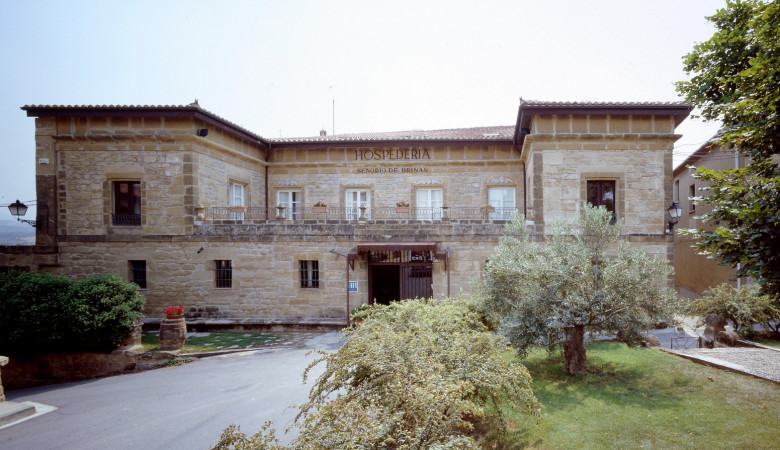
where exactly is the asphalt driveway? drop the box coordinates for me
[1,331,345,450]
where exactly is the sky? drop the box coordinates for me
[0,0,725,221]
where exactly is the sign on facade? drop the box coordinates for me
[348,281,358,292]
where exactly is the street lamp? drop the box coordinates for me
[7,199,36,227]
[667,201,682,234]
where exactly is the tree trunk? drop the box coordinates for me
[563,325,587,375]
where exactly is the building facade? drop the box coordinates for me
[672,140,747,296]
[1,100,690,325]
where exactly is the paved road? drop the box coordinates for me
[1,332,345,450]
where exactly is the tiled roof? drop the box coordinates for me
[271,125,515,144]
[519,99,690,108]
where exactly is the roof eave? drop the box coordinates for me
[21,105,270,148]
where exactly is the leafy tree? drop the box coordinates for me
[70,273,146,351]
[481,205,680,375]
[214,297,541,449]
[688,283,779,337]
[0,271,145,356]
[676,0,780,300]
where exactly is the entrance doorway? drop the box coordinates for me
[369,263,432,305]
[369,265,400,305]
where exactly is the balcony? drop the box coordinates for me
[201,206,518,224]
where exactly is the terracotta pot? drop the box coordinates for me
[312,206,327,213]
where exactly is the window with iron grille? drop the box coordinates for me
[300,260,319,288]
[113,181,141,226]
[129,260,147,289]
[215,260,232,288]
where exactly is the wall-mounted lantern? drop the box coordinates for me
[7,199,36,227]
[667,201,682,234]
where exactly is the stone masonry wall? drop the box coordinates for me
[268,144,522,211]
[42,116,266,237]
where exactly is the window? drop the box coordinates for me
[586,180,616,223]
[113,181,141,226]
[277,190,301,220]
[345,189,370,220]
[689,184,696,213]
[416,188,443,220]
[129,260,147,289]
[487,187,516,220]
[674,179,680,203]
[300,260,319,288]
[215,260,232,288]
[229,182,245,220]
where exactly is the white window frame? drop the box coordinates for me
[345,189,371,220]
[416,188,443,221]
[487,187,516,220]
[229,182,245,220]
[277,190,301,220]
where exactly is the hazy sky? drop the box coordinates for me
[0,0,724,221]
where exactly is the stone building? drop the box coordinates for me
[673,139,746,296]
[0,99,691,325]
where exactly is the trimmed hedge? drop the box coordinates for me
[0,271,145,356]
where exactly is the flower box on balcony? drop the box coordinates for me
[395,207,410,213]
[229,206,245,213]
[481,206,496,213]
[313,206,327,213]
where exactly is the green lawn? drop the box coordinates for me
[488,342,780,449]
[141,331,280,353]
[754,338,780,349]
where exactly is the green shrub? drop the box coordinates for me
[688,283,779,337]
[0,271,75,355]
[0,271,145,356]
[215,297,541,449]
[70,273,145,351]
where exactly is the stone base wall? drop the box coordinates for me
[2,350,145,390]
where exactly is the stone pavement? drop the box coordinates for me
[663,345,780,385]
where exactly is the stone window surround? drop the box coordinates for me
[104,166,144,229]
[579,172,625,222]
[228,179,249,207]
[104,179,144,228]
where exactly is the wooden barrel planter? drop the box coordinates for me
[159,316,187,350]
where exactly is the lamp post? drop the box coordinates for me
[7,199,36,227]
[667,201,682,234]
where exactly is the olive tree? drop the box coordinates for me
[482,204,680,375]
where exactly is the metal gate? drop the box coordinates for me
[366,249,434,304]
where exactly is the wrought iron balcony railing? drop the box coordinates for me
[112,214,142,226]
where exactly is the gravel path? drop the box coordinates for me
[673,347,780,384]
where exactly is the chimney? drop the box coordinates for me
[319,129,327,136]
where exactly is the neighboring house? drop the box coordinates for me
[0,99,690,325]
[672,139,748,297]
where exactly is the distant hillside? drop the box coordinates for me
[0,220,36,245]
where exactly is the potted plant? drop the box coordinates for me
[395,200,410,213]
[350,304,374,326]
[481,204,496,213]
[313,201,328,213]
[164,305,184,319]
[160,305,186,350]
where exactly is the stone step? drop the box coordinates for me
[0,401,36,427]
